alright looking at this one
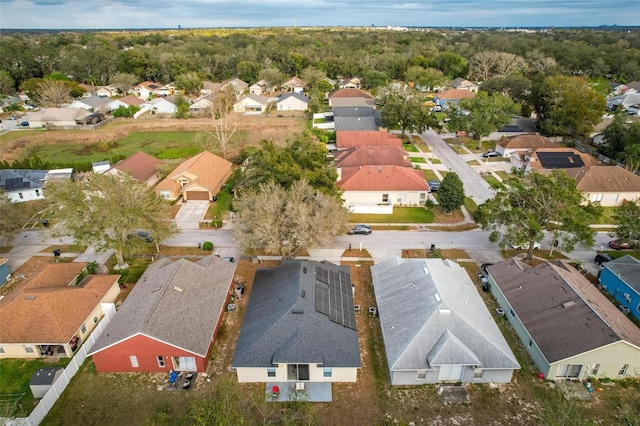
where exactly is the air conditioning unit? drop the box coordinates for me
[624,293,631,302]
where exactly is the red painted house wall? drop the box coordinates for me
[91,334,208,373]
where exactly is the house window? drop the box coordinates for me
[618,364,629,376]
[417,370,426,380]
[25,346,34,353]
[419,193,426,201]
[157,356,165,368]
[19,193,24,199]
[591,193,603,203]
[287,364,310,381]
[473,368,483,380]
[382,194,389,203]
[591,364,600,376]
[323,368,332,378]
[528,340,533,347]
[130,356,139,368]
[267,368,276,378]
[557,364,582,378]
[611,194,619,202]
[81,324,87,334]
[510,309,516,318]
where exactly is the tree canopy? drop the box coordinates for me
[0,190,24,247]
[448,91,519,149]
[610,199,640,250]
[231,133,338,196]
[475,170,601,260]
[436,172,465,212]
[232,180,348,258]
[380,90,440,137]
[44,173,177,268]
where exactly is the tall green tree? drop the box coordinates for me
[109,72,137,95]
[233,180,348,258]
[380,90,440,137]
[437,173,465,212]
[45,174,177,269]
[175,72,202,96]
[448,91,519,149]
[475,170,601,260]
[610,199,640,250]
[530,75,605,139]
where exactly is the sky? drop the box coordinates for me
[0,0,638,30]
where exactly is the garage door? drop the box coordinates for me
[185,191,209,201]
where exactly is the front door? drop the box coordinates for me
[438,365,464,382]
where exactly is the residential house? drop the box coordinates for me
[188,94,214,114]
[233,94,269,114]
[487,258,640,380]
[0,96,23,113]
[563,165,640,206]
[232,260,360,402]
[155,151,232,201]
[107,151,164,186]
[276,93,308,111]
[21,108,90,128]
[339,77,361,89]
[336,131,403,149]
[0,262,120,359]
[106,95,144,113]
[281,77,306,93]
[598,255,640,322]
[77,83,95,97]
[606,92,640,114]
[0,258,9,286]
[494,134,560,158]
[332,107,379,131]
[96,84,119,98]
[434,89,477,109]
[372,258,519,385]
[147,97,177,115]
[89,255,236,372]
[201,81,222,96]
[334,146,412,168]
[220,78,249,96]
[132,81,166,100]
[514,147,600,173]
[328,88,375,108]
[337,165,430,212]
[450,78,479,92]
[0,169,47,202]
[68,95,111,112]
[249,80,269,96]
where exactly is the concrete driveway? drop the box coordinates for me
[174,201,209,230]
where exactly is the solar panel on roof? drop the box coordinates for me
[316,266,328,284]
[315,282,329,316]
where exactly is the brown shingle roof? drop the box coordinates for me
[334,146,411,168]
[338,165,429,191]
[117,95,144,106]
[488,258,640,363]
[436,89,477,100]
[329,88,374,99]
[336,131,402,149]
[497,134,559,149]
[155,151,232,193]
[112,151,164,183]
[0,266,120,344]
[564,165,640,193]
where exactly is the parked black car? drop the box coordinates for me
[594,253,613,266]
[482,150,501,158]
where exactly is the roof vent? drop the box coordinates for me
[301,290,306,298]
[377,166,382,172]
[24,295,36,300]
[561,301,576,308]
[292,309,304,314]
[173,286,184,293]
[434,293,441,302]
[439,308,451,314]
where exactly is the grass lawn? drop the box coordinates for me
[409,156,426,163]
[463,197,478,217]
[350,207,435,224]
[429,158,442,164]
[0,358,71,417]
[203,187,234,221]
[411,135,430,152]
[422,170,439,181]
[495,170,511,180]
[482,174,505,189]
[403,143,419,153]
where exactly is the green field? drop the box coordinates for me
[350,207,435,224]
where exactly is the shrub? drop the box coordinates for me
[202,241,214,251]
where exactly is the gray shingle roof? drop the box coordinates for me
[232,260,361,368]
[602,255,640,294]
[488,258,640,363]
[371,258,519,372]
[89,255,236,357]
[0,169,47,191]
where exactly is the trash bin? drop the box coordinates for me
[431,244,436,251]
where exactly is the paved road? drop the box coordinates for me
[420,129,495,205]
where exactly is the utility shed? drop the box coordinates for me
[29,367,63,398]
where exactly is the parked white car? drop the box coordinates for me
[510,241,541,250]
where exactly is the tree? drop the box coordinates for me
[448,91,519,149]
[36,79,72,107]
[0,190,23,247]
[233,180,349,258]
[530,75,605,139]
[112,105,140,118]
[300,67,326,89]
[258,67,286,91]
[45,173,177,269]
[197,85,239,159]
[109,72,137,95]
[232,134,338,196]
[175,72,202,96]
[437,173,465,212]
[475,170,600,260]
[380,90,440,137]
[610,199,640,250]
[0,70,15,93]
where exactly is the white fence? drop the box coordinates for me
[5,304,116,426]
